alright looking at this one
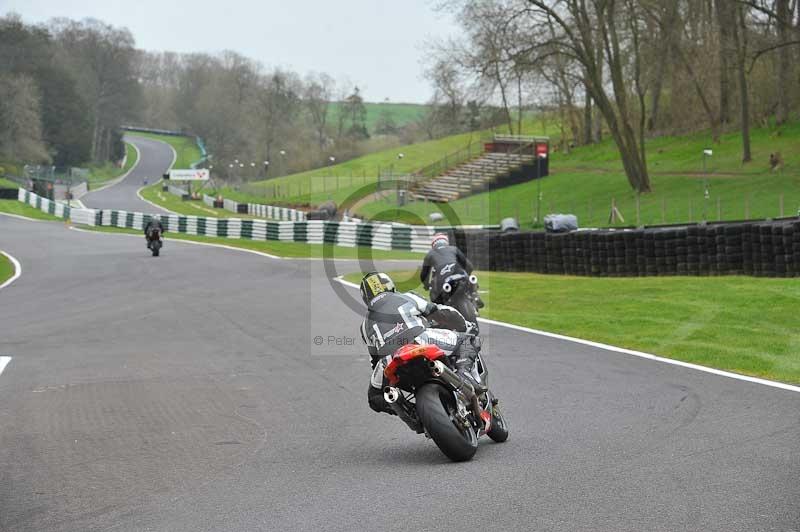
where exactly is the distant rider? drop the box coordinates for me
[143,214,165,246]
[420,233,481,307]
[358,272,485,416]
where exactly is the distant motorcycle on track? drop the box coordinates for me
[147,228,162,257]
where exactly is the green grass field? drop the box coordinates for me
[0,177,19,189]
[359,118,800,227]
[83,225,421,260]
[220,128,495,207]
[343,269,800,385]
[0,199,63,220]
[126,132,202,169]
[0,251,14,285]
[86,142,139,187]
[328,102,429,135]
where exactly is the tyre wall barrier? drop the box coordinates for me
[27,188,791,276]
[447,220,800,277]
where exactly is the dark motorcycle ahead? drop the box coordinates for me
[438,272,483,331]
[380,342,508,462]
[147,228,162,257]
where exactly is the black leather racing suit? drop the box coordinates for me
[359,291,482,415]
[143,219,165,244]
[420,245,474,304]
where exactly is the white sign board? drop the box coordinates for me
[169,169,209,181]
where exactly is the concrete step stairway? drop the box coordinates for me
[411,152,536,202]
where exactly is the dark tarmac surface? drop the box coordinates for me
[0,141,798,531]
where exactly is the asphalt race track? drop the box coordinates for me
[0,142,798,531]
[81,135,173,214]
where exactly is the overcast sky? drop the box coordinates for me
[3,0,461,103]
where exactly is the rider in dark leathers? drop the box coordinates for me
[143,215,165,247]
[420,233,475,304]
[358,272,484,416]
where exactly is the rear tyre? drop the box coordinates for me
[415,383,477,462]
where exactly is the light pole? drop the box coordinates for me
[279,150,287,177]
[702,149,712,221]
[263,160,269,178]
[536,152,547,227]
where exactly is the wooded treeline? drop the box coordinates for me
[0,13,505,179]
[0,14,140,168]
[433,0,800,192]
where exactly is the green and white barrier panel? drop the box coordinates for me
[18,190,487,253]
[247,203,306,221]
[17,189,70,219]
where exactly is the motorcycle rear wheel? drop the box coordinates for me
[415,383,477,462]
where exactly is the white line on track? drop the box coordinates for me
[0,212,49,223]
[133,137,178,214]
[136,181,177,214]
[333,276,800,394]
[68,226,281,258]
[0,250,21,290]
[0,356,11,378]
[88,141,143,194]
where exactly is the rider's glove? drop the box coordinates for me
[422,302,438,317]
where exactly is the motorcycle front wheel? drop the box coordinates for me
[487,402,509,443]
[415,383,477,462]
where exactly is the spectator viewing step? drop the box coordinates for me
[411,135,549,203]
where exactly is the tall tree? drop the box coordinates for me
[0,74,48,162]
[526,0,652,192]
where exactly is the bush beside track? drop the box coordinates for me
[343,270,800,385]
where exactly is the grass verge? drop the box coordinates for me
[126,132,202,169]
[343,269,800,385]
[80,225,422,260]
[0,199,63,221]
[138,181,268,218]
[0,178,19,189]
[358,119,800,228]
[0,251,14,285]
[86,142,139,187]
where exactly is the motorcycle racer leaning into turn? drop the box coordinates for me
[420,233,483,309]
[358,272,486,416]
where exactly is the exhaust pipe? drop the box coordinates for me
[384,386,400,404]
[442,282,452,293]
[428,360,485,427]
[469,275,478,285]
